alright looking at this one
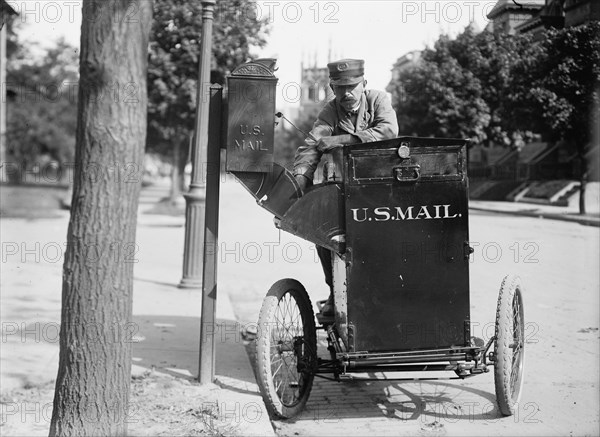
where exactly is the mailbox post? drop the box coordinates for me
[187,56,280,384]
[178,0,216,384]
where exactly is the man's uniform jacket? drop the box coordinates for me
[293,89,399,181]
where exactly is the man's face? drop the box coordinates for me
[332,80,365,112]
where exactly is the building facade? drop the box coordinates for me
[488,0,600,35]
[299,63,333,114]
[486,0,546,34]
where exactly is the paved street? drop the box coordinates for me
[217,176,600,436]
[1,176,598,436]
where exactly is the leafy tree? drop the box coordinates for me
[390,22,599,214]
[5,35,79,181]
[449,27,537,147]
[147,0,270,198]
[389,25,535,148]
[508,21,600,213]
[390,38,490,142]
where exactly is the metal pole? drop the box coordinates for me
[179,0,216,290]
[198,85,223,384]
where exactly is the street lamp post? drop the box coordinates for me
[180,0,217,290]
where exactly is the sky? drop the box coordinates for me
[10,0,497,108]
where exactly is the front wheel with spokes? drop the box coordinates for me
[256,279,317,418]
[494,275,525,416]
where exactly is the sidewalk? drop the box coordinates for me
[469,199,600,227]
[132,184,276,435]
[0,180,275,436]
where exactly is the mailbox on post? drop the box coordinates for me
[226,59,278,173]
[224,59,302,220]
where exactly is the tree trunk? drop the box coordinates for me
[169,138,181,200]
[168,135,189,202]
[49,1,153,436]
[178,135,190,193]
[579,160,587,215]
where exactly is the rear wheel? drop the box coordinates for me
[256,279,317,418]
[494,275,525,416]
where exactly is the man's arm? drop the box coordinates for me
[293,105,336,181]
[293,132,360,192]
[316,133,360,152]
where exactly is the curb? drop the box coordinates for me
[218,288,277,437]
[469,206,600,227]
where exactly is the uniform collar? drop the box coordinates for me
[336,91,368,134]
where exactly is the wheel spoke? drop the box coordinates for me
[282,358,298,402]
[267,290,307,407]
[278,355,291,401]
[271,359,283,377]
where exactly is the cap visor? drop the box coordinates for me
[330,76,364,86]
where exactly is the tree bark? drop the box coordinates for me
[49,1,153,436]
[167,135,189,202]
[179,135,190,194]
[579,158,587,215]
[169,137,181,200]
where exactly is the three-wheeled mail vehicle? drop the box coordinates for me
[225,61,525,421]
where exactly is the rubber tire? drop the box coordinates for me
[256,279,317,419]
[494,275,525,416]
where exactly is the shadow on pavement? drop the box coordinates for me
[280,376,504,425]
[246,334,505,426]
[132,315,257,392]
[134,277,181,290]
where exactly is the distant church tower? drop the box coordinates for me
[299,44,337,114]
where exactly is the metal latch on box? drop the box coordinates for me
[393,164,421,182]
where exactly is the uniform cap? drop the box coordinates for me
[327,59,365,86]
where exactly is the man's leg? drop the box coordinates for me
[316,245,334,315]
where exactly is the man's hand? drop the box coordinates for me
[316,136,343,153]
[294,174,310,193]
[316,134,359,153]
